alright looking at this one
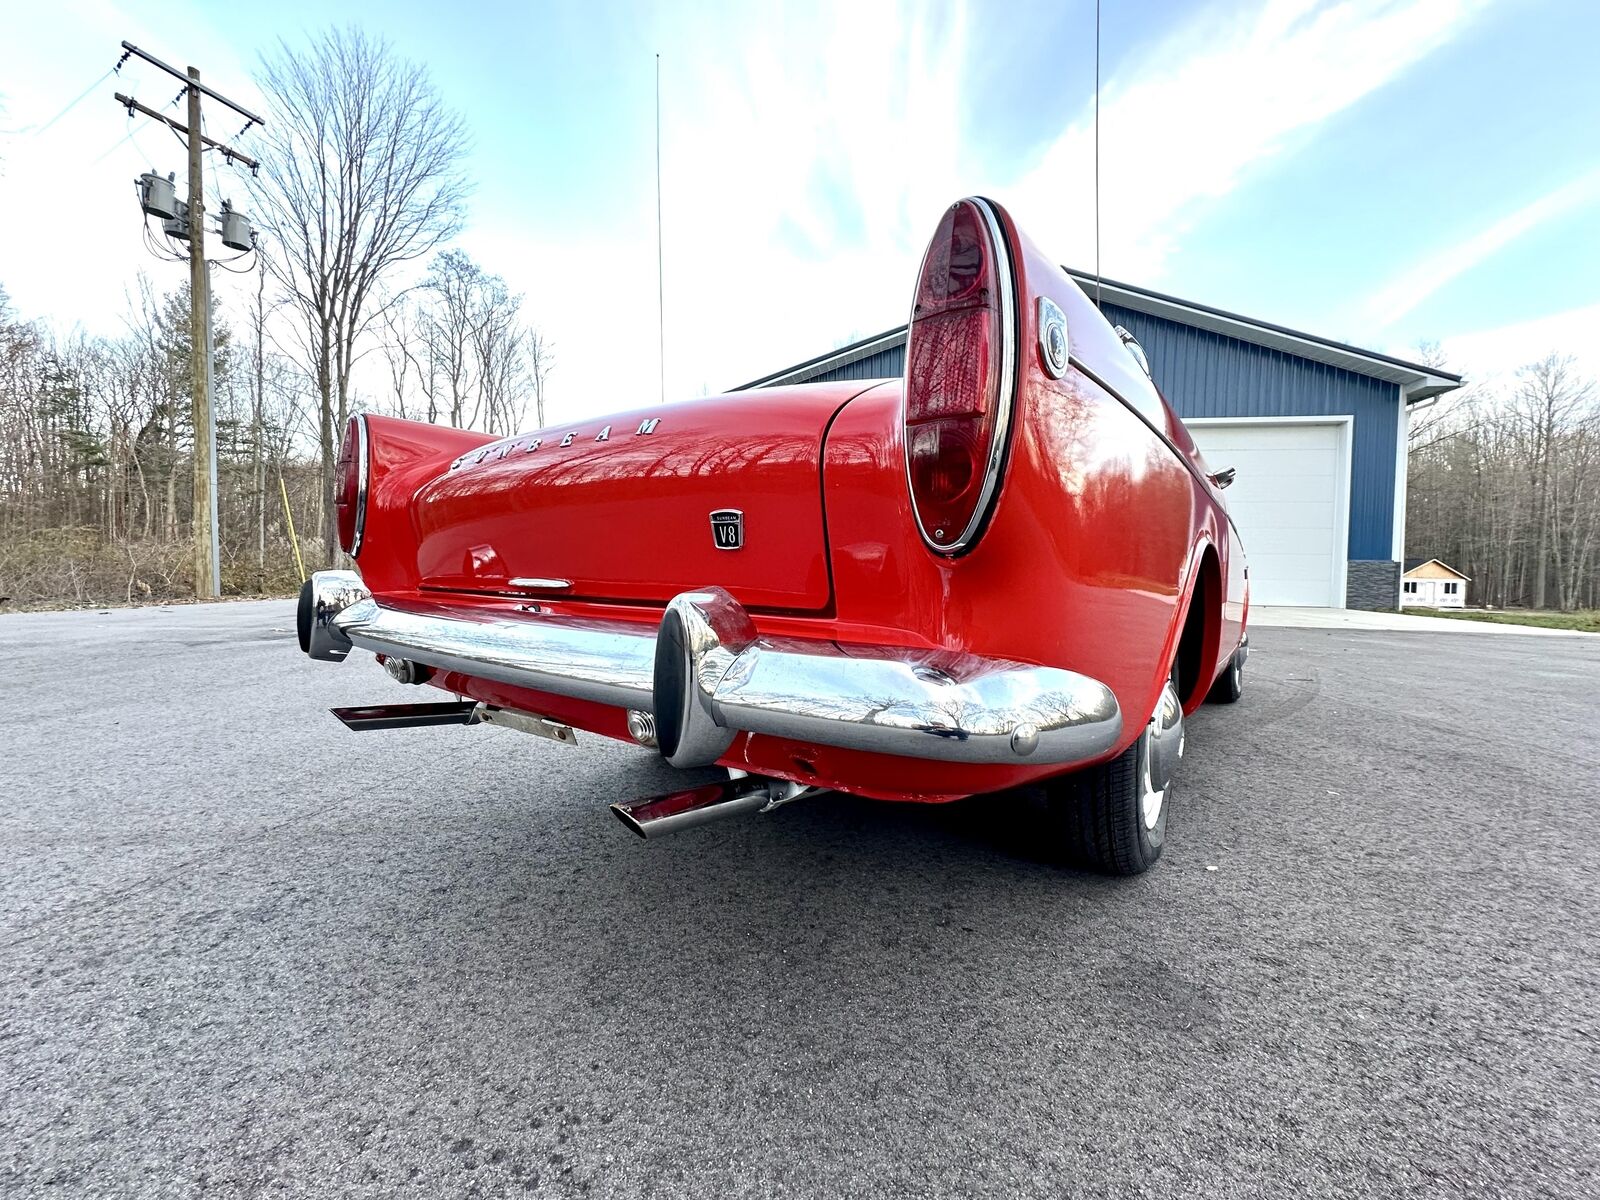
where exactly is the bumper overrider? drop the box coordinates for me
[298,570,1123,770]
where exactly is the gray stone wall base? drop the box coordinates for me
[1346,560,1400,610]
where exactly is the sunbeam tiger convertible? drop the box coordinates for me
[297,196,1248,874]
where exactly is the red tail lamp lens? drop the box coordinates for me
[335,415,367,556]
[909,419,980,503]
[905,199,1012,551]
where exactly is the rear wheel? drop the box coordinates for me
[1207,637,1247,704]
[1043,677,1184,875]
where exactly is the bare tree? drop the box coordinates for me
[1408,354,1600,611]
[1514,356,1593,608]
[418,250,480,428]
[526,326,553,430]
[379,250,551,435]
[467,272,534,436]
[378,297,421,422]
[249,26,469,562]
[0,270,320,607]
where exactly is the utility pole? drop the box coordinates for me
[185,67,219,596]
[114,41,262,599]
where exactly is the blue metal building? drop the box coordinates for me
[741,271,1461,610]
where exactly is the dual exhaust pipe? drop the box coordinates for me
[610,775,816,840]
[324,690,814,841]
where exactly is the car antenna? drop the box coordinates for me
[1094,0,1103,310]
[656,52,667,405]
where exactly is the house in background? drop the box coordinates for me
[1401,558,1469,608]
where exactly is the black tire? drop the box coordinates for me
[1042,736,1166,875]
[1207,644,1244,704]
[296,578,314,655]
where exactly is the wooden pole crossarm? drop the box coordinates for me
[119,40,266,127]
[114,92,260,170]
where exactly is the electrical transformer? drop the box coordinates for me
[163,200,190,242]
[219,201,254,252]
[137,171,178,221]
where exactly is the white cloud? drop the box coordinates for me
[1009,0,1494,282]
[472,0,978,422]
[1364,165,1600,327]
[517,0,1494,419]
[1434,301,1600,386]
[0,0,1498,428]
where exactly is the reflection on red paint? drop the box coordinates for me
[333,198,1247,805]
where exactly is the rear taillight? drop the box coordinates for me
[904,197,1016,554]
[335,414,368,556]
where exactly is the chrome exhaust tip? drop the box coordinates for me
[610,779,772,840]
[610,775,817,840]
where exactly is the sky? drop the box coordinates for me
[1,0,1597,427]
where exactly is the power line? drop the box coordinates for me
[26,65,117,137]
[91,111,160,169]
[90,119,141,165]
[119,41,264,126]
[209,249,258,274]
[140,212,186,263]
[88,71,185,165]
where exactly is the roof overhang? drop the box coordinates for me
[1064,270,1463,402]
[1402,558,1472,581]
[736,327,908,391]
[739,271,1465,401]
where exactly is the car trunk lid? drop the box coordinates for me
[410,382,885,612]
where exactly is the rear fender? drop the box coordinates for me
[1165,537,1225,713]
[356,415,497,594]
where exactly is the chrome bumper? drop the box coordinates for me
[300,570,1123,770]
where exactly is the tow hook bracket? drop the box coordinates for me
[472,704,578,745]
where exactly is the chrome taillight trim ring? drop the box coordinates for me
[902,195,1019,557]
[350,413,370,559]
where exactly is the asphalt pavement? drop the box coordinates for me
[2,600,1597,1198]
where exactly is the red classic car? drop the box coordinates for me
[297,196,1248,874]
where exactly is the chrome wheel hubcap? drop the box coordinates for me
[1141,679,1185,830]
[1140,753,1165,830]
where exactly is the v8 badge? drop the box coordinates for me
[710,509,743,550]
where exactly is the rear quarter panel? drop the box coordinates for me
[821,210,1235,771]
[356,416,496,594]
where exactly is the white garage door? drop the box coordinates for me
[1188,420,1348,608]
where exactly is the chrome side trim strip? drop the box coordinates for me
[509,577,573,592]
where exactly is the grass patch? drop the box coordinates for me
[1405,607,1600,633]
[0,528,310,610]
